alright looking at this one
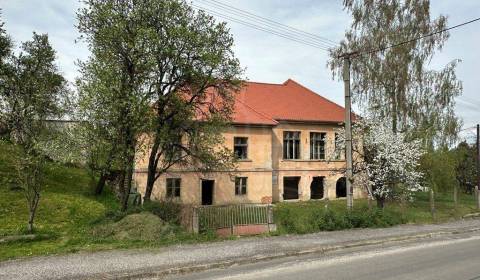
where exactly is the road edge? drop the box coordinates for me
[94,225,480,280]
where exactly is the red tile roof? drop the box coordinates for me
[233,79,345,125]
[232,98,278,125]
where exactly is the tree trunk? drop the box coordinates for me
[95,172,107,195]
[117,165,127,211]
[376,197,385,209]
[367,185,373,210]
[430,188,436,220]
[94,149,115,196]
[27,192,40,233]
[121,158,134,212]
[390,89,398,134]
[453,184,458,208]
[144,140,161,202]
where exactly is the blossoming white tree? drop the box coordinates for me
[333,118,425,208]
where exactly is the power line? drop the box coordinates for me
[457,97,480,111]
[193,3,334,49]
[460,126,477,132]
[192,4,331,50]
[194,0,338,47]
[341,17,480,58]
[459,95,480,105]
[192,4,331,51]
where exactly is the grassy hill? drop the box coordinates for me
[0,140,120,259]
[0,140,209,261]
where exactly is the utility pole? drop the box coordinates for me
[477,124,480,210]
[343,56,354,210]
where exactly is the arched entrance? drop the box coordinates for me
[336,177,347,198]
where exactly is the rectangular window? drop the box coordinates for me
[283,176,300,200]
[234,137,248,159]
[235,177,247,196]
[310,132,326,160]
[283,131,301,159]
[166,178,181,198]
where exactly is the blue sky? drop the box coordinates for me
[1,0,479,133]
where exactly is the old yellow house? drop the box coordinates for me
[134,79,365,205]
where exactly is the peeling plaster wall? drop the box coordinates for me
[134,123,366,205]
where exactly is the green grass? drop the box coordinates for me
[0,141,216,261]
[1,139,479,260]
[274,191,478,234]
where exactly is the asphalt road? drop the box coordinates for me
[168,234,480,280]
[3,219,480,280]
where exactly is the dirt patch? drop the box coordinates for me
[0,234,52,244]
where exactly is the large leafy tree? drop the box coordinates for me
[77,0,243,204]
[77,0,153,210]
[329,0,462,147]
[453,141,477,194]
[136,0,242,201]
[0,30,69,232]
[0,11,12,135]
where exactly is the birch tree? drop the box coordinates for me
[329,0,462,148]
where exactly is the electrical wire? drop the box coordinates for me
[192,4,331,51]
[460,126,477,132]
[457,97,480,112]
[194,0,338,47]
[341,17,480,58]
[459,95,480,105]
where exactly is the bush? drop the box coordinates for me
[275,202,406,234]
[311,209,348,231]
[142,200,182,225]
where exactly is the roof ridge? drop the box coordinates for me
[245,80,284,86]
[236,97,278,124]
[284,78,345,110]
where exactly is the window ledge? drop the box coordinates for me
[282,199,300,202]
[281,159,325,162]
[236,159,253,162]
[281,159,346,163]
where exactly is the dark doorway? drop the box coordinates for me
[310,177,324,199]
[336,177,347,198]
[201,180,214,205]
[283,177,300,200]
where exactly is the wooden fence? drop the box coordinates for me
[192,204,275,235]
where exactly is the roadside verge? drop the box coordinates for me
[2,219,480,280]
[111,224,480,280]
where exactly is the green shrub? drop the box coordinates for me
[142,200,182,225]
[275,208,310,233]
[275,202,407,234]
[311,208,348,231]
